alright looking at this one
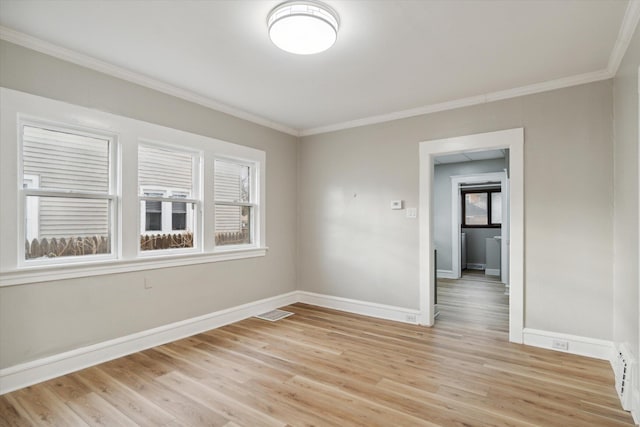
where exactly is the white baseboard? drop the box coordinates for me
[485,268,500,276]
[297,291,420,325]
[436,269,456,279]
[631,386,640,425]
[0,291,298,395]
[466,263,485,270]
[522,328,613,360]
[631,386,640,424]
[1,293,618,400]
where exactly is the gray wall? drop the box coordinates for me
[613,24,639,392]
[433,159,506,271]
[299,80,614,340]
[462,228,501,266]
[0,40,299,369]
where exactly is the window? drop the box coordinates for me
[138,144,200,252]
[21,124,116,262]
[214,159,256,247]
[462,188,502,227]
[2,89,267,284]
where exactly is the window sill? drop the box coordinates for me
[0,247,268,287]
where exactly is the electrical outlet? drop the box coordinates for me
[144,277,152,289]
[406,314,417,323]
[551,339,569,351]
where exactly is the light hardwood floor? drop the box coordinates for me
[436,269,509,334]
[0,283,634,426]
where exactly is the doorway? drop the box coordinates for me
[418,128,524,343]
[434,165,510,333]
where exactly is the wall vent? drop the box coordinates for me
[613,344,635,411]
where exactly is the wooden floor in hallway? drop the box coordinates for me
[0,298,634,426]
[436,269,509,334]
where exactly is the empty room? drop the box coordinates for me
[0,0,639,425]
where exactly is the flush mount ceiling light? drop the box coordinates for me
[267,1,339,55]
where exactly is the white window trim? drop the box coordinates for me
[137,140,203,258]
[23,174,39,242]
[0,88,267,287]
[17,118,119,268]
[213,156,260,251]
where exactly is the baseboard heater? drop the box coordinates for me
[613,344,635,411]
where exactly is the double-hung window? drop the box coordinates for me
[138,143,201,253]
[213,158,257,247]
[2,89,267,284]
[21,123,117,263]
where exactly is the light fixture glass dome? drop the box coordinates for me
[268,1,339,55]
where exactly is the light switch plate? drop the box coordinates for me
[406,207,417,218]
[391,200,403,210]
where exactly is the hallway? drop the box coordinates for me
[436,270,509,335]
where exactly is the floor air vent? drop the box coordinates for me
[255,309,294,322]
[613,344,635,411]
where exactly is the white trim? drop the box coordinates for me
[0,290,299,395]
[3,0,640,141]
[301,70,612,136]
[302,1,640,136]
[436,269,456,279]
[632,387,640,424]
[0,290,421,395]
[0,247,268,287]
[0,26,299,137]
[0,290,624,396]
[1,88,268,285]
[523,328,613,361]
[607,0,640,76]
[297,291,421,325]
[485,268,500,276]
[637,63,640,427]
[419,128,524,342]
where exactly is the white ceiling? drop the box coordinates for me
[0,1,634,135]
[434,149,505,165]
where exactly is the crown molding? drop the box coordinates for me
[0,26,301,137]
[607,0,640,76]
[301,0,638,136]
[300,68,613,136]
[3,0,639,140]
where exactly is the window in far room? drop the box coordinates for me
[462,188,502,228]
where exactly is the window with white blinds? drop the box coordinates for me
[214,159,256,247]
[138,143,201,253]
[2,89,266,282]
[21,124,116,263]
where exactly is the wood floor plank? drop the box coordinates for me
[0,272,634,426]
[72,366,176,426]
[98,358,230,427]
[66,392,135,426]
[0,394,37,427]
[11,385,88,426]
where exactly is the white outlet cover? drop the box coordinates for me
[406,207,417,218]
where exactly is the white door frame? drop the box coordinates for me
[450,171,507,280]
[419,128,524,343]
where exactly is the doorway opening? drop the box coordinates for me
[418,128,524,343]
[433,161,510,334]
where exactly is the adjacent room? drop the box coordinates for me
[0,0,639,425]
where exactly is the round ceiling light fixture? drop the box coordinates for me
[267,1,339,55]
